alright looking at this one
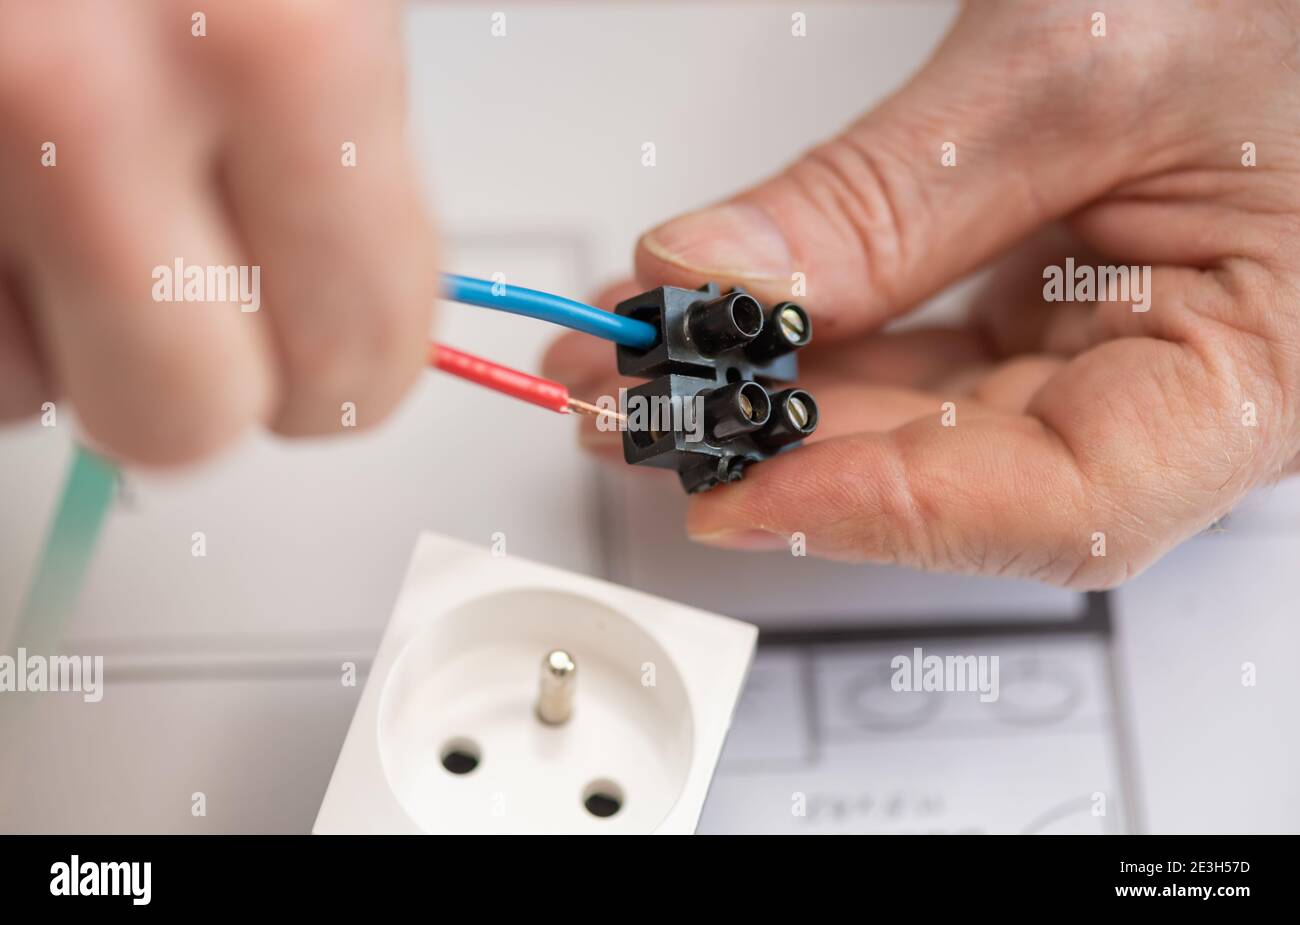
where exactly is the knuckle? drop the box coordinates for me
[81,367,263,467]
[279,322,367,394]
[214,0,362,84]
[1058,479,1157,591]
[861,430,942,569]
[788,133,916,306]
[258,0,356,41]
[0,41,113,139]
[266,213,436,434]
[952,9,1154,142]
[277,300,427,428]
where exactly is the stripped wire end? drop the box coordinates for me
[430,342,626,427]
[566,396,626,427]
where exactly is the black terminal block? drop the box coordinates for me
[614,282,819,493]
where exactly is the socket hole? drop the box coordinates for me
[725,366,742,383]
[730,294,763,338]
[440,738,480,775]
[582,779,624,818]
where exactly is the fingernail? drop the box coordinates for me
[641,203,793,281]
[690,528,790,551]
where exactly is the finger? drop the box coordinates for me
[634,4,1152,341]
[968,225,1108,357]
[207,1,438,435]
[968,221,1238,365]
[978,262,1223,363]
[964,355,1065,414]
[30,180,274,465]
[686,411,1086,566]
[0,271,53,420]
[800,327,988,390]
[0,5,274,464]
[687,312,1286,587]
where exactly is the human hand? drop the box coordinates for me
[0,0,438,463]
[544,0,1300,588]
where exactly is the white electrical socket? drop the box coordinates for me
[314,533,758,834]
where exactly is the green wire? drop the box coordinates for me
[12,445,118,651]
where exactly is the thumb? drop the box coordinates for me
[635,4,1145,340]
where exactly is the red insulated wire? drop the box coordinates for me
[428,343,571,414]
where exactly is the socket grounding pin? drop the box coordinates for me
[536,649,577,725]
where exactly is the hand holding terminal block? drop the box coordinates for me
[613,283,819,493]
